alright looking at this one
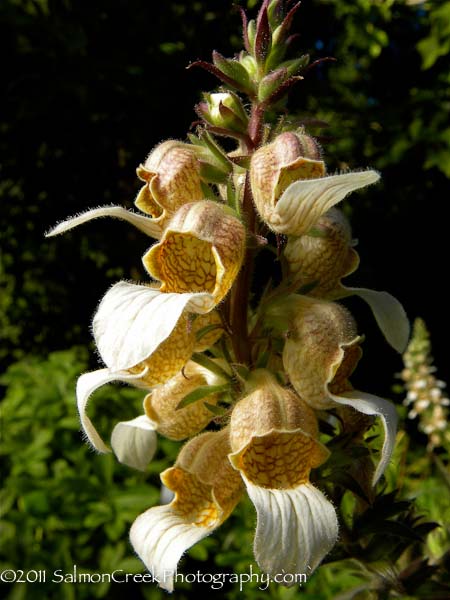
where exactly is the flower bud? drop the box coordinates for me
[135,140,203,231]
[198,92,248,133]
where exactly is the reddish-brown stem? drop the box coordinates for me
[230,173,255,365]
[229,99,266,366]
[248,103,266,148]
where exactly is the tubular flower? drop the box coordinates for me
[284,207,410,353]
[130,429,244,592]
[250,131,380,236]
[282,296,398,484]
[130,372,336,591]
[143,200,246,303]
[86,200,244,376]
[135,140,204,230]
[284,207,359,296]
[45,139,204,241]
[229,371,337,582]
[143,360,228,441]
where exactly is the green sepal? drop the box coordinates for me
[203,402,228,416]
[191,352,232,381]
[247,20,256,53]
[212,51,253,94]
[176,384,230,410]
[258,67,288,103]
[195,323,224,343]
[232,363,251,383]
[279,55,310,76]
[199,161,229,185]
[267,0,284,30]
[200,130,234,171]
[200,181,218,201]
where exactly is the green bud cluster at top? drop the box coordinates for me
[189,0,316,157]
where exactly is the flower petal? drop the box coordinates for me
[130,430,242,591]
[331,390,398,485]
[245,478,338,581]
[93,281,214,371]
[274,170,380,235]
[111,415,157,471]
[130,503,213,592]
[344,287,410,353]
[45,206,161,239]
[76,367,146,453]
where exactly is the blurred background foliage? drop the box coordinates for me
[1,0,449,598]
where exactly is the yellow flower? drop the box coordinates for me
[135,140,204,230]
[250,131,380,235]
[143,360,226,441]
[282,295,398,484]
[143,200,246,305]
[284,207,359,297]
[130,372,336,591]
[130,429,244,592]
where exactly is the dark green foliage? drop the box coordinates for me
[0,348,177,599]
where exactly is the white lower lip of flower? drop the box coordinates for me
[341,287,410,353]
[93,281,216,371]
[243,477,338,581]
[111,415,157,471]
[330,390,398,485]
[129,504,217,593]
[273,170,380,235]
[76,367,149,454]
[45,205,162,239]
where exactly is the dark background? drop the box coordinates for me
[1,0,449,393]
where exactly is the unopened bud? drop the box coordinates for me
[199,92,248,133]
